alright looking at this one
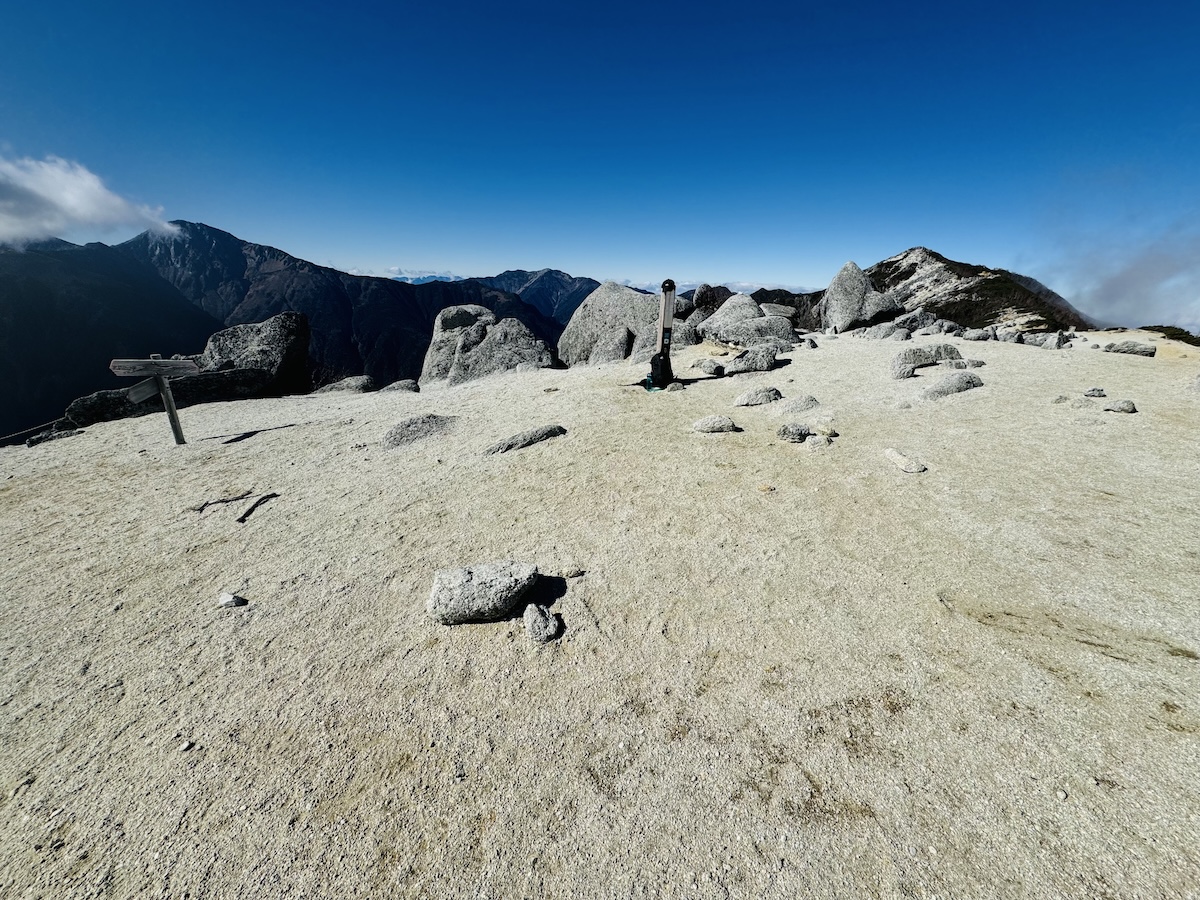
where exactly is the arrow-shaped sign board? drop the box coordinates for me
[110,358,200,377]
[108,354,199,445]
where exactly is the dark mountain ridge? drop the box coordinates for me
[468,268,600,324]
[0,241,223,439]
[117,222,563,386]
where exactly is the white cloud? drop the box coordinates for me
[0,154,175,244]
[1044,224,1200,335]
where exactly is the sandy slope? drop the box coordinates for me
[1,331,1198,899]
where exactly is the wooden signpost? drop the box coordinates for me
[109,354,199,445]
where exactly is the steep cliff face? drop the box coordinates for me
[866,247,1095,331]
[469,269,601,324]
[118,222,561,386]
[0,240,223,439]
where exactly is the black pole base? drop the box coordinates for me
[646,352,674,391]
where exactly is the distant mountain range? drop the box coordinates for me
[1,222,1103,440]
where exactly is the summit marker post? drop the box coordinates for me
[646,278,676,391]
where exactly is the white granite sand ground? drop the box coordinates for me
[1,330,1198,899]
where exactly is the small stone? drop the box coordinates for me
[1052,395,1070,404]
[693,415,738,433]
[724,345,777,375]
[691,358,725,377]
[1105,341,1156,357]
[217,592,247,609]
[524,604,561,644]
[484,424,567,455]
[179,741,194,752]
[773,396,819,416]
[884,448,926,473]
[379,378,420,393]
[777,423,812,443]
[1103,399,1137,413]
[734,386,783,407]
[665,382,685,392]
[563,567,585,579]
[1056,789,1068,801]
[813,424,839,437]
[807,435,833,449]
[1084,387,1106,398]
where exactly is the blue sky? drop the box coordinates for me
[2,0,1198,329]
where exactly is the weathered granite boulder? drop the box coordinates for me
[524,603,561,643]
[922,372,984,400]
[689,284,735,324]
[863,322,898,340]
[734,386,783,407]
[1103,399,1138,413]
[64,369,274,427]
[696,295,794,347]
[316,375,377,393]
[558,283,661,366]
[1105,341,1156,357]
[379,379,420,393]
[894,308,937,332]
[484,425,566,455]
[195,311,312,395]
[962,328,993,341]
[723,345,778,375]
[427,561,539,625]
[759,303,798,320]
[60,312,313,428]
[693,415,738,433]
[818,262,902,333]
[420,305,553,387]
[777,423,812,443]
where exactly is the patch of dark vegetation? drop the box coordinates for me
[1139,325,1200,347]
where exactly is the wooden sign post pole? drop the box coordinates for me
[109,354,200,445]
[150,354,187,445]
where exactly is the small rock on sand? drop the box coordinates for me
[734,386,782,407]
[524,604,561,643]
[1084,387,1106,397]
[379,379,420,393]
[217,592,247,609]
[428,561,539,625]
[885,448,927,473]
[693,415,738,433]
[724,346,777,375]
[692,358,725,376]
[1103,400,1137,414]
[922,372,983,400]
[484,424,567,455]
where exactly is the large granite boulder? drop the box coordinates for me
[818,262,903,333]
[420,305,554,387]
[558,282,662,366]
[194,311,311,395]
[688,284,735,325]
[63,369,275,428]
[696,295,796,347]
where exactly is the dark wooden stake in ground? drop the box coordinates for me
[109,354,200,444]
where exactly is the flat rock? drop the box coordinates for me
[524,603,561,643]
[1103,400,1138,413]
[962,328,993,341]
[884,448,927,473]
[1105,341,1156,357]
[316,375,377,393]
[484,424,566,455]
[693,415,738,433]
[217,592,248,609]
[723,346,777,375]
[922,372,983,400]
[380,379,420,393]
[382,414,457,448]
[734,386,783,407]
[427,561,539,625]
[1084,387,1106,398]
[939,359,985,369]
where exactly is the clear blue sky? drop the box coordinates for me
[2,0,1198,328]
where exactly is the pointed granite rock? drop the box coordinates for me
[818,262,903,333]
